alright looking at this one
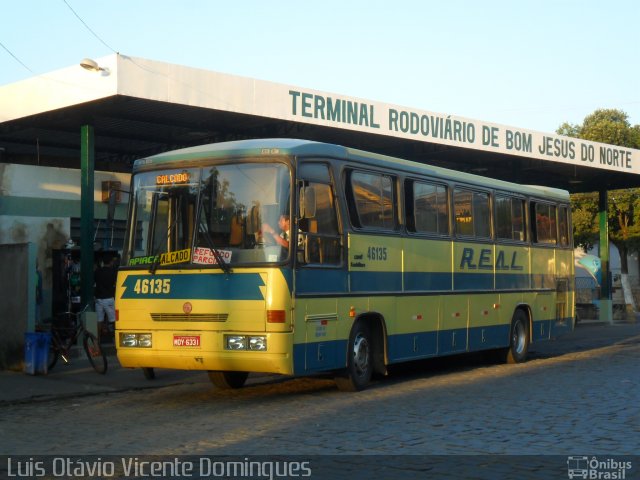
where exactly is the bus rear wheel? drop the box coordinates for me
[335,321,373,392]
[503,309,529,364]
[208,371,249,389]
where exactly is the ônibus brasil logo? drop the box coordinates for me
[567,456,632,479]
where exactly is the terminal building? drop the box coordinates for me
[1,54,639,365]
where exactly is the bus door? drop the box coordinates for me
[295,163,344,373]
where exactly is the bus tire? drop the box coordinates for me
[335,321,373,392]
[504,309,529,364]
[208,371,249,389]
[142,367,156,380]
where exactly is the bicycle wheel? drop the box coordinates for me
[48,340,59,371]
[83,332,108,374]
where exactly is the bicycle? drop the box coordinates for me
[48,306,108,374]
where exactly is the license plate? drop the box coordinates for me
[173,335,200,347]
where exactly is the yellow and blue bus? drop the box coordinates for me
[116,138,574,391]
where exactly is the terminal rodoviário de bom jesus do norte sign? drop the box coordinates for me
[286,89,637,174]
[5,55,637,176]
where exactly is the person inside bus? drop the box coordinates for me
[261,214,290,249]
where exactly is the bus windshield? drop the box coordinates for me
[124,162,291,268]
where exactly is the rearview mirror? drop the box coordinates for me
[107,190,116,225]
[299,186,316,218]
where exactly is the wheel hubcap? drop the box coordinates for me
[352,333,370,377]
[513,321,526,354]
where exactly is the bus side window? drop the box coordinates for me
[349,170,396,230]
[454,188,490,238]
[496,195,526,242]
[558,206,570,246]
[406,180,449,235]
[532,202,557,244]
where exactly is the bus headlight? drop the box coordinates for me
[225,335,246,350]
[248,336,267,351]
[120,333,137,347]
[224,335,267,351]
[120,333,152,348]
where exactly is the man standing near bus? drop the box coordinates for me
[94,256,118,340]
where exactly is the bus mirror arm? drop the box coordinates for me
[296,232,309,265]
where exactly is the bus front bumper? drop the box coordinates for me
[116,330,294,375]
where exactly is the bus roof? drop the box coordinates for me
[135,138,570,202]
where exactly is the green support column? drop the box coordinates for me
[80,125,95,309]
[598,190,613,323]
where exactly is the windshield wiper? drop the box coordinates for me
[198,219,232,274]
[148,227,173,275]
[148,251,161,275]
[147,191,170,275]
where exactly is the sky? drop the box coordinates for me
[1,0,638,134]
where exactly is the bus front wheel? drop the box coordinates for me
[208,371,249,389]
[335,321,373,392]
[504,309,530,364]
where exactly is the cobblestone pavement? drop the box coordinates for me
[1,323,638,463]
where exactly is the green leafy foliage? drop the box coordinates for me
[558,109,640,273]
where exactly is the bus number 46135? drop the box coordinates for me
[367,246,387,261]
[133,278,171,294]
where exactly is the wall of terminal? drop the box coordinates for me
[0,163,130,330]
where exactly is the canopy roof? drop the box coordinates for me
[1,54,639,193]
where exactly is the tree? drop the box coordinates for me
[580,109,640,147]
[558,109,640,312]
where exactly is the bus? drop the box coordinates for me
[116,138,574,391]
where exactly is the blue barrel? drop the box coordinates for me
[24,332,51,375]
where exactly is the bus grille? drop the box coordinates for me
[150,313,228,322]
